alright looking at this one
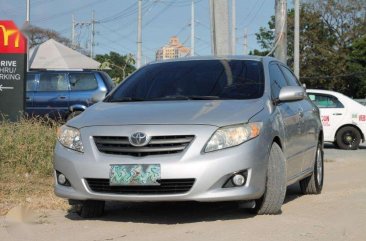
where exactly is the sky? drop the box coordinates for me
[0,0,290,63]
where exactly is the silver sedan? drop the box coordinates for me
[54,56,323,218]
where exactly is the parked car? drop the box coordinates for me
[26,70,115,121]
[355,99,366,106]
[307,89,366,150]
[55,56,323,218]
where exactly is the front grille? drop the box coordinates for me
[94,135,194,156]
[85,178,195,195]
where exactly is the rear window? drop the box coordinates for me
[26,74,36,91]
[108,60,264,101]
[38,73,68,92]
[69,73,98,91]
[308,93,344,108]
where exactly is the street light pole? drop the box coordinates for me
[191,0,195,56]
[294,0,300,79]
[137,0,142,68]
[231,0,236,54]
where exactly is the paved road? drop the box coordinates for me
[1,143,365,241]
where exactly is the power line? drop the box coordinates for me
[34,0,110,23]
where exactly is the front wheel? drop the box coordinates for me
[74,200,105,218]
[335,126,361,150]
[300,143,324,194]
[253,142,287,215]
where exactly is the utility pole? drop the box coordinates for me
[71,15,75,49]
[90,10,96,58]
[26,0,30,23]
[191,0,195,56]
[210,0,231,55]
[137,0,142,68]
[26,0,30,71]
[243,28,248,55]
[231,0,236,55]
[274,0,287,63]
[294,0,300,79]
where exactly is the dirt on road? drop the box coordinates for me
[1,146,365,241]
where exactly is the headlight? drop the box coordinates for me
[204,122,262,153]
[57,125,84,152]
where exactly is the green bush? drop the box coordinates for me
[0,117,58,177]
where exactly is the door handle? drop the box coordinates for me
[333,113,342,116]
[58,96,67,100]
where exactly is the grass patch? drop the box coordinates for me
[0,117,67,215]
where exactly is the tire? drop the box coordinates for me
[66,110,83,122]
[75,200,105,218]
[335,126,361,150]
[300,142,324,194]
[253,142,287,215]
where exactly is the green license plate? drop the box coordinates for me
[109,164,161,186]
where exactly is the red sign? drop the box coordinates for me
[321,115,330,126]
[360,115,366,122]
[0,20,27,54]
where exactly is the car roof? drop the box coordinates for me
[27,69,102,73]
[147,55,278,65]
[306,89,341,96]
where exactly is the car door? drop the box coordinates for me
[307,93,346,142]
[279,65,318,172]
[25,73,37,117]
[33,72,70,119]
[269,63,303,180]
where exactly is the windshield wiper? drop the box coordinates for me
[151,95,220,101]
[108,97,146,102]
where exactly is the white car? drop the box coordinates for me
[307,89,366,150]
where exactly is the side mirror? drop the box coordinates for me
[278,86,305,102]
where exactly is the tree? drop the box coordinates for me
[25,25,88,55]
[252,0,366,97]
[348,35,366,98]
[96,52,136,84]
[26,25,71,48]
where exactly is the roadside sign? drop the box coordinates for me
[0,20,27,121]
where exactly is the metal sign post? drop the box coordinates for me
[0,20,27,121]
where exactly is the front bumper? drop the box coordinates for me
[54,124,270,202]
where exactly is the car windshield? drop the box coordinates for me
[107,59,264,102]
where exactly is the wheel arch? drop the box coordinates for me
[273,136,283,149]
[319,130,324,144]
[335,124,364,142]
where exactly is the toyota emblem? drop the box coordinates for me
[129,132,151,147]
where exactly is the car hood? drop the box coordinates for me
[68,99,265,128]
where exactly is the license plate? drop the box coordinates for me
[109,164,160,186]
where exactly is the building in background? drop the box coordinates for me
[156,36,190,60]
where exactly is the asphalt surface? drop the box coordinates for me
[1,143,365,241]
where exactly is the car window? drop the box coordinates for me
[26,74,36,91]
[108,60,264,101]
[38,73,68,92]
[308,93,344,108]
[279,65,301,87]
[269,63,288,99]
[69,73,98,91]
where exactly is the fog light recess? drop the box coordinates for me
[56,171,71,186]
[232,174,245,186]
[223,170,248,188]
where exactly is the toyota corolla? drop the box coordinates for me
[54,56,324,218]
